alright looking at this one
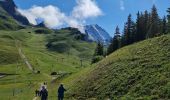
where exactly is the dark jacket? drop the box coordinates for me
[40,89,48,100]
[58,86,66,97]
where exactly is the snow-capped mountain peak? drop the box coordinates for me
[84,24,111,45]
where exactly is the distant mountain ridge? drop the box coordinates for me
[0,0,29,25]
[84,24,111,45]
[53,24,112,45]
[35,22,46,28]
[0,0,111,45]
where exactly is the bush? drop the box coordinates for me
[37,71,40,74]
[91,56,104,64]
[34,29,52,34]
[51,72,57,75]
[160,82,170,98]
[46,42,70,53]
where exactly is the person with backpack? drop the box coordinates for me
[58,84,66,100]
[40,86,48,100]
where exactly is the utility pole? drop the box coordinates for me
[80,59,83,67]
[67,49,70,57]
[61,58,64,62]
[13,89,15,96]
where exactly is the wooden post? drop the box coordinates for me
[61,58,64,62]
[80,59,83,67]
[12,89,15,96]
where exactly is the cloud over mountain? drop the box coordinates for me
[18,5,66,28]
[18,0,103,32]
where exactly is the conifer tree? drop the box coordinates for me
[162,16,167,34]
[147,12,152,32]
[107,26,121,55]
[94,41,104,56]
[131,22,136,43]
[123,14,135,45]
[120,23,127,47]
[143,10,149,38]
[147,5,160,38]
[112,5,168,53]
[167,8,170,33]
[135,12,141,42]
[136,12,145,41]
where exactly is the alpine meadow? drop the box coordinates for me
[0,0,170,100]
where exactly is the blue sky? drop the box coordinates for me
[14,0,170,36]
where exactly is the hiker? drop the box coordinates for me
[58,84,66,100]
[35,89,39,96]
[40,86,48,100]
[38,90,40,96]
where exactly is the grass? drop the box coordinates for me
[46,28,96,61]
[0,6,22,30]
[0,27,96,100]
[2,16,169,99]
[63,34,170,100]
[1,22,170,100]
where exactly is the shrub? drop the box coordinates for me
[46,42,70,53]
[51,72,57,75]
[91,56,104,64]
[37,71,40,74]
[34,29,52,34]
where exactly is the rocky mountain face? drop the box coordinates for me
[0,0,29,25]
[35,22,46,28]
[84,24,111,45]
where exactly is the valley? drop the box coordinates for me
[0,0,170,100]
[0,27,95,100]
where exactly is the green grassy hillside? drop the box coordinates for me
[64,34,170,100]
[46,27,95,61]
[0,27,95,100]
[0,6,22,30]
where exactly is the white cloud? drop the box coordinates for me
[72,0,103,19]
[18,5,66,28]
[65,18,84,32]
[120,0,125,11]
[17,0,103,32]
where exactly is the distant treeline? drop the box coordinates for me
[92,5,170,63]
[107,5,170,55]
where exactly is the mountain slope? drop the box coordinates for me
[46,27,96,60]
[0,27,96,100]
[0,0,29,25]
[84,24,111,45]
[0,6,21,30]
[64,34,170,99]
[0,0,29,30]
